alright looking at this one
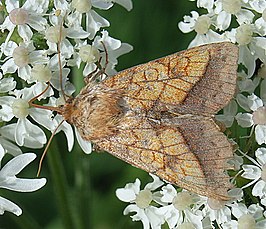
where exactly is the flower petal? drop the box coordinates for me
[116,178,141,202]
[1,58,17,74]
[236,94,251,111]
[17,24,33,41]
[56,119,74,152]
[15,118,46,148]
[242,164,261,180]
[0,137,22,157]
[114,0,133,11]
[255,125,266,145]
[86,11,110,39]
[248,94,264,111]
[116,187,137,202]
[75,127,92,154]
[6,0,19,13]
[0,177,46,192]
[216,11,231,30]
[144,174,164,191]
[252,180,266,198]
[0,153,36,177]
[255,147,266,166]
[0,77,16,93]
[0,196,22,216]
[235,113,254,127]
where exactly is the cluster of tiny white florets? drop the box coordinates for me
[0,0,132,216]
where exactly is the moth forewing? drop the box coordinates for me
[62,42,239,200]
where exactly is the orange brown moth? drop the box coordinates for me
[57,42,238,201]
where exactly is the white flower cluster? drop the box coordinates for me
[116,0,266,228]
[117,174,266,229]
[0,0,132,216]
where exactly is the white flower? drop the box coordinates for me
[78,0,132,39]
[0,84,55,148]
[0,0,48,41]
[195,0,215,13]
[222,203,266,228]
[242,147,266,200]
[260,77,266,103]
[49,113,92,154]
[0,72,16,93]
[71,31,133,77]
[79,44,100,63]
[214,0,254,30]
[156,185,203,229]
[71,0,109,39]
[215,100,238,128]
[262,197,266,207]
[48,0,71,26]
[1,41,48,82]
[0,125,22,162]
[225,24,266,77]
[202,199,232,225]
[178,11,226,48]
[45,17,89,59]
[229,153,244,171]
[68,39,101,76]
[237,71,260,92]
[116,174,165,229]
[0,153,46,216]
[235,94,266,145]
[91,0,133,11]
[93,30,133,75]
[195,189,243,225]
[250,0,266,36]
[30,64,52,83]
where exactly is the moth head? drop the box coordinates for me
[60,87,127,141]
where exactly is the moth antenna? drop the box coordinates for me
[100,41,109,76]
[57,22,68,103]
[35,22,73,176]
[37,119,65,177]
[28,23,68,114]
[28,81,50,105]
[28,82,62,113]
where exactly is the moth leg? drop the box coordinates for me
[92,143,102,152]
[100,41,109,75]
[84,41,109,85]
[84,60,103,85]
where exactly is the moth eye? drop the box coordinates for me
[117,98,128,112]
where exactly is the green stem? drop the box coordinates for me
[47,139,75,229]
[74,149,92,229]
[72,63,92,229]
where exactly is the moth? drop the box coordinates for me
[57,42,238,200]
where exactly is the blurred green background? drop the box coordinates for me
[0,0,198,228]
